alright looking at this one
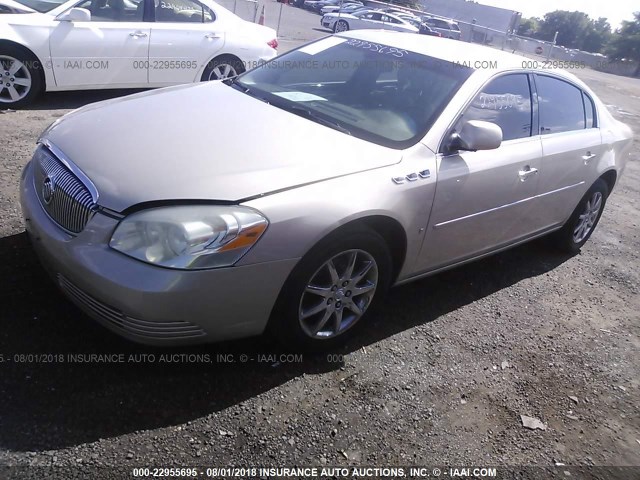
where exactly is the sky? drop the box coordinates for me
[475,0,638,29]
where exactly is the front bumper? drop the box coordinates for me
[20,161,298,346]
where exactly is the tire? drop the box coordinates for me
[268,226,392,352]
[0,45,44,109]
[551,178,609,253]
[200,54,245,82]
[334,20,349,33]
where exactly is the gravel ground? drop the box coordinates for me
[0,16,639,479]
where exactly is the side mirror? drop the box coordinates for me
[56,7,91,22]
[447,120,503,152]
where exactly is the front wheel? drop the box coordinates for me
[334,20,349,33]
[269,227,392,351]
[551,178,609,253]
[201,55,245,82]
[0,46,43,109]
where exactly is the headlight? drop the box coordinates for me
[109,205,268,270]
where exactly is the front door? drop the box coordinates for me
[49,0,149,88]
[418,73,543,272]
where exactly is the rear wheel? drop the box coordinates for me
[269,226,392,351]
[551,178,609,253]
[334,20,349,33]
[0,45,43,109]
[201,55,245,82]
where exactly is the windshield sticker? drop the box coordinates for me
[272,92,328,102]
[345,39,408,58]
[298,37,348,55]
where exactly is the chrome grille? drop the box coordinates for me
[33,145,96,234]
[58,274,207,340]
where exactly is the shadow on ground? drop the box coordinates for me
[0,231,574,451]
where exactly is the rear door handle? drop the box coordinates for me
[518,166,538,181]
[582,152,596,164]
[129,31,148,37]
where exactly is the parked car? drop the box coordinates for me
[421,16,461,39]
[304,0,339,13]
[320,2,363,15]
[0,0,277,108]
[381,7,420,22]
[322,10,418,33]
[402,17,441,36]
[21,31,633,350]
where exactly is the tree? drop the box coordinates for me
[517,17,540,37]
[607,12,640,76]
[607,13,640,61]
[582,17,612,53]
[537,10,592,49]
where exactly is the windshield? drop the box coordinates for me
[13,0,66,12]
[235,36,472,149]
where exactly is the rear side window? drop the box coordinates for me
[155,0,214,22]
[536,75,586,134]
[458,73,533,141]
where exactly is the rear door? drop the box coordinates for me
[148,0,223,84]
[533,74,603,228]
[418,73,543,272]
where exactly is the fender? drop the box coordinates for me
[0,14,56,89]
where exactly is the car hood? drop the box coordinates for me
[42,82,401,212]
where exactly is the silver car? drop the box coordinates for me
[20,31,633,350]
[422,17,461,40]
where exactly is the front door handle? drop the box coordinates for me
[518,166,539,181]
[129,31,148,38]
[582,152,596,164]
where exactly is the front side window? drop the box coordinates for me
[154,0,214,22]
[76,0,144,21]
[536,75,586,134]
[358,12,381,21]
[456,74,533,141]
[234,36,472,149]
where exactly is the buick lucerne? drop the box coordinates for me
[20,31,633,350]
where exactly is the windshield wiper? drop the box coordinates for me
[223,77,249,93]
[284,104,352,136]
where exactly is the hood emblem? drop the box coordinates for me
[42,175,56,205]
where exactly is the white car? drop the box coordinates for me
[0,0,277,108]
[322,9,419,33]
[319,2,362,15]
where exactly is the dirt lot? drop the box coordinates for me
[0,41,639,478]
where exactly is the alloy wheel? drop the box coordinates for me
[298,249,378,339]
[573,191,603,243]
[0,55,32,104]
[335,21,348,32]
[208,63,238,81]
